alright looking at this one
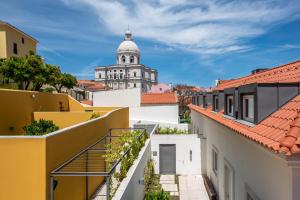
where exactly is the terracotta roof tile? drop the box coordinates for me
[189,93,300,155]
[141,92,177,104]
[215,60,300,90]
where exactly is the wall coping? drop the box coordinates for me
[0,107,127,139]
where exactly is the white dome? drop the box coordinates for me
[117,40,140,54]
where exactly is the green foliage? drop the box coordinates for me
[90,112,101,120]
[0,51,76,92]
[158,127,189,135]
[42,87,55,93]
[144,159,155,193]
[23,119,59,136]
[51,72,77,93]
[103,130,148,197]
[145,189,169,200]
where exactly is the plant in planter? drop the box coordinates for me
[23,119,59,136]
[145,189,169,200]
[103,130,148,198]
[90,112,101,120]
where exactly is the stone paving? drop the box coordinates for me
[160,174,179,196]
[178,175,210,200]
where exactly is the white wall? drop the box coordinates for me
[113,139,151,200]
[93,88,141,107]
[191,110,293,200]
[93,88,179,125]
[151,134,201,175]
[132,104,179,124]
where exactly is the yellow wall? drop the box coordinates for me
[0,107,129,200]
[0,89,123,135]
[0,89,70,135]
[0,137,46,200]
[33,111,108,128]
[0,24,37,59]
[0,29,6,58]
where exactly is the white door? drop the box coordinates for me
[224,162,234,200]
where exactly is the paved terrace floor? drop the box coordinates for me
[179,175,210,200]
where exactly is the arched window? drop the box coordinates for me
[134,72,137,77]
[130,56,134,64]
[121,55,126,63]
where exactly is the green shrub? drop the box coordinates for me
[145,189,169,200]
[158,127,189,135]
[42,87,55,93]
[23,119,59,136]
[90,112,101,119]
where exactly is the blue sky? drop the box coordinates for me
[1,0,300,87]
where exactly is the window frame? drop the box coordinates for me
[242,94,254,122]
[226,95,234,116]
[212,147,218,176]
[213,95,219,111]
[13,43,18,54]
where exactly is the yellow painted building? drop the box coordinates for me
[0,89,129,200]
[0,20,38,59]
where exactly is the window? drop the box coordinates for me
[114,70,116,72]
[134,72,137,77]
[212,148,218,175]
[226,95,234,116]
[134,83,136,88]
[213,96,219,111]
[120,74,123,79]
[190,150,192,162]
[142,73,144,78]
[99,74,101,78]
[242,95,254,122]
[114,74,117,79]
[130,56,134,63]
[122,55,126,63]
[159,88,162,91]
[13,43,18,54]
[22,37,24,44]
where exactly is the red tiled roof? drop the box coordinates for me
[141,92,177,104]
[77,80,95,85]
[189,95,300,155]
[190,60,300,156]
[86,83,106,91]
[215,60,300,90]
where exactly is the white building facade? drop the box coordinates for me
[95,31,158,92]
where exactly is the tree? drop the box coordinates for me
[51,72,77,93]
[0,51,76,92]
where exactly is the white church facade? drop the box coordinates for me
[94,30,158,92]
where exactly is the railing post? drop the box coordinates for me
[50,176,54,200]
[106,176,110,200]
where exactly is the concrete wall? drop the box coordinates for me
[151,134,201,175]
[0,107,129,200]
[133,104,179,124]
[191,110,293,200]
[113,139,151,200]
[93,88,179,124]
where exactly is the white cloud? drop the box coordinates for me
[62,0,300,54]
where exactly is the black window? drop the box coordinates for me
[99,74,101,78]
[134,83,136,88]
[122,56,126,63]
[13,43,18,54]
[213,96,219,111]
[130,56,134,63]
[245,99,249,117]
[22,37,24,44]
[114,74,117,79]
[120,74,123,79]
[134,72,137,77]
